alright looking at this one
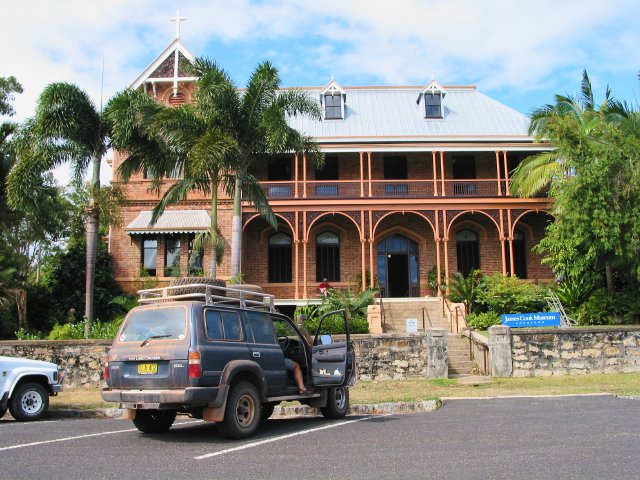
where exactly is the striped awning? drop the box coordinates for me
[124,210,210,235]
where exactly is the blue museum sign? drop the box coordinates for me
[501,312,561,328]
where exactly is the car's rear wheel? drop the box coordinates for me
[132,409,177,433]
[9,382,49,421]
[218,381,261,439]
[320,387,349,419]
[0,406,7,419]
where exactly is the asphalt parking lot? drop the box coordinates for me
[1,395,638,479]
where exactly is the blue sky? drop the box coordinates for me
[3,0,640,183]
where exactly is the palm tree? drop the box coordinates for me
[7,83,108,337]
[106,70,238,278]
[511,70,626,198]
[108,58,323,279]
[190,59,323,277]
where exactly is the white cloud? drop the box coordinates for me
[3,0,639,185]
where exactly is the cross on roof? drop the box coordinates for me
[170,10,186,39]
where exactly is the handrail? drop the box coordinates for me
[377,296,386,327]
[442,297,468,333]
[421,307,433,331]
[138,283,276,312]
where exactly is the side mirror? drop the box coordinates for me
[320,334,333,345]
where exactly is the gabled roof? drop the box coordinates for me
[130,38,197,90]
[320,79,346,96]
[420,79,447,96]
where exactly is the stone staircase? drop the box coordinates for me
[378,299,477,377]
[380,297,449,333]
[447,333,476,376]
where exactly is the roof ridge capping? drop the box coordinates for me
[283,84,477,91]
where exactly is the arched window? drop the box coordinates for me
[268,233,292,283]
[316,231,340,282]
[455,229,480,276]
[511,229,527,279]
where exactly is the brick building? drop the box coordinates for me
[109,37,554,304]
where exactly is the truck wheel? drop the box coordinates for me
[218,381,261,439]
[132,409,177,433]
[0,406,7,419]
[320,387,349,419]
[9,382,49,421]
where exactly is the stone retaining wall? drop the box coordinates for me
[510,326,640,377]
[0,340,111,387]
[0,334,430,387]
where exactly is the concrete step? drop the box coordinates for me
[380,299,449,333]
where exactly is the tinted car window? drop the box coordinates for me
[247,312,277,344]
[119,307,186,342]
[205,310,242,341]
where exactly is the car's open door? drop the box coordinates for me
[310,309,356,387]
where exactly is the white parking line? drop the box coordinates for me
[0,420,202,453]
[195,416,377,460]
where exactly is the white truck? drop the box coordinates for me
[0,356,64,421]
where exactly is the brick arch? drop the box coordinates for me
[511,209,553,238]
[243,213,295,237]
[372,211,436,239]
[374,225,425,248]
[309,221,350,241]
[161,86,192,106]
[450,219,491,241]
[445,210,500,239]
[306,212,361,241]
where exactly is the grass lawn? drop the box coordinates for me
[50,372,640,410]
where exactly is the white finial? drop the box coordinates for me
[171,10,187,39]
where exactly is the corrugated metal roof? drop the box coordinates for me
[287,86,531,142]
[125,210,210,234]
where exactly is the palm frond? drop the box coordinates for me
[240,174,277,229]
[510,151,565,198]
[35,82,106,156]
[150,178,199,224]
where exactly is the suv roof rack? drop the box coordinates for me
[138,283,276,312]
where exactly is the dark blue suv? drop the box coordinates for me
[101,284,355,439]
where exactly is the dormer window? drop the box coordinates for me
[320,79,346,120]
[324,94,342,119]
[425,93,442,118]
[419,80,447,119]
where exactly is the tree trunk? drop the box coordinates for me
[605,264,615,295]
[84,155,101,338]
[230,176,243,277]
[208,184,218,278]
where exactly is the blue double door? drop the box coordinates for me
[377,234,419,298]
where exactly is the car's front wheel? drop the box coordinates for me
[218,381,261,439]
[9,382,49,421]
[132,409,177,433]
[320,387,349,419]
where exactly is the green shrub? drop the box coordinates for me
[576,289,614,325]
[48,322,85,340]
[477,274,545,314]
[90,317,124,339]
[446,270,485,315]
[553,276,598,312]
[303,312,369,335]
[466,311,501,330]
[15,328,46,340]
[610,291,640,324]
